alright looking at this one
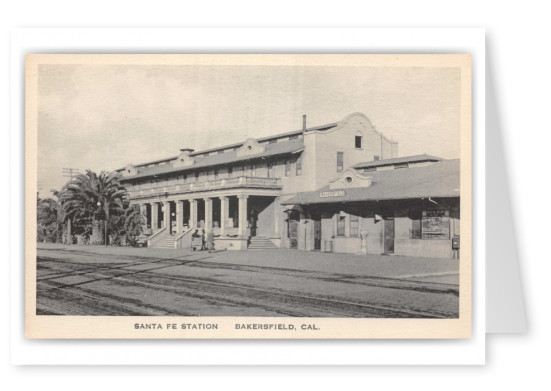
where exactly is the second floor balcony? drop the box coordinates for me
[126,176,282,199]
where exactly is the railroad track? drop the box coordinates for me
[37,255,459,295]
[36,256,457,318]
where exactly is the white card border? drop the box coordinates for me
[10,27,485,365]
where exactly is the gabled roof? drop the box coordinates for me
[187,122,337,157]
[282,159,460,205]
[119,121,338,172]
[353,154,442,169]
[120,138,305,181]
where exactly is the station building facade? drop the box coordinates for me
[117,112,459,258]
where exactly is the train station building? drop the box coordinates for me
[117,112,460,258]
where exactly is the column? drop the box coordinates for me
[190,199,198,228]
[238,194,249,237]
[140,204,148,227]
[151,202,159,230]
[175,200,183,234]
[220,196,229,236]
[204,197,213,230]
[163,201,170,231]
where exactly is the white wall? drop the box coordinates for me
[312,113,398,190]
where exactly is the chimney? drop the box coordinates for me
[302,114,307,132]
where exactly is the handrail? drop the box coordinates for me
[174,227,194,249]
[174,227,192,242]
[147,227,166,247]
[128,176,282,199]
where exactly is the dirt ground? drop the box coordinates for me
[35,243,460,318]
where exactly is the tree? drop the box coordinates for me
[107,203,147,246]
[58,170,127,245]
[37,196,60,243]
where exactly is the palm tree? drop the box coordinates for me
[116,203,147,246]
[59,170,127,245]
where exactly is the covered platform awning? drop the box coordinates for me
[282,159,460,205]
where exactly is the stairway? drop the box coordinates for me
[248,236,278,250]
[150,237,175,249]
[148,231,175,249]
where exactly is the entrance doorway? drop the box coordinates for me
[383,218,395,254]
[288,210,299,249]
[313,214,321,251]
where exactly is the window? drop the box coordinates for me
[183,174,188,183]
[374,155,380,161]
[349,214,359,237]
[267,162,274,178]
[394,163,409,169]
[214,169,219,179]
[194,171,199,182]
[228,166,233,177]
[268,139,277,144]
[251,164,256,177]
[355,135,362,149]
[337,152,344,172]
[289,135,298,140]
[296,154,302,176]
[337,215,346,236]
[285,160,291,176]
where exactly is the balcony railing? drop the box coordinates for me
[126,176,282,199]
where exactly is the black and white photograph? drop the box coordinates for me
[26,54,472,338]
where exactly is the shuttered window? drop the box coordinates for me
[296,155,302,176]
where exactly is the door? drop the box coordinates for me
[250,209,258,237]
[288,210,299,249]
[313,219,321,251]
[384,218,395,254]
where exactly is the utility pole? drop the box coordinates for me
[62,168,80,181]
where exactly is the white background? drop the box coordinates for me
[2,0,548,389]
[11,28,485,363]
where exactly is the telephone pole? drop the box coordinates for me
[62,168,80,181]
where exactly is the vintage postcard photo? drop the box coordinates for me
[26,54,471,339]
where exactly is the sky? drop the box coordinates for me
[37,63,461,198]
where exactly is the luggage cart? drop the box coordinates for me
[191,236,203,251]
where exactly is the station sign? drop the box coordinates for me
[320,190,346,198]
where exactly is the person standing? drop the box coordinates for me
[206,229,214,253]
[201,229,206,251]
